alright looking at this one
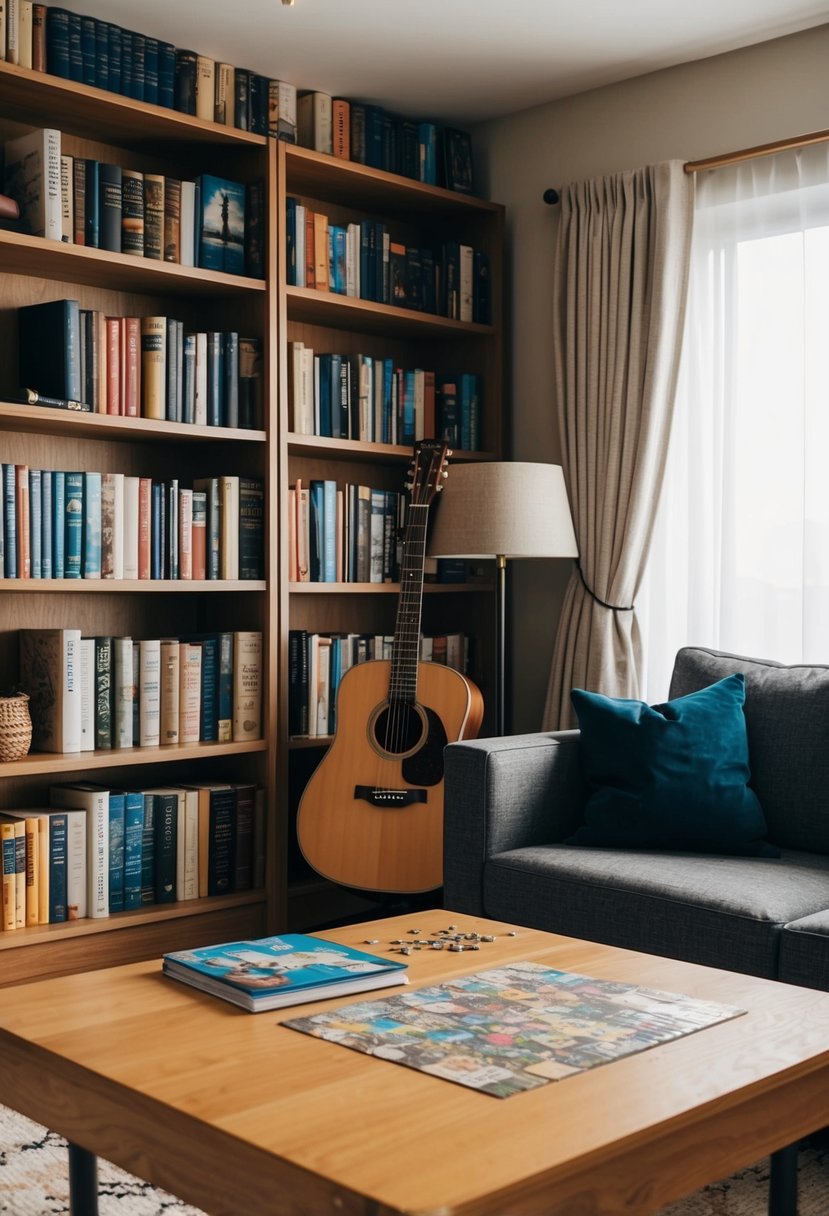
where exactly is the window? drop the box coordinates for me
[640,144,829,701]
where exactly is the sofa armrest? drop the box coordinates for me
[443,731,585,915]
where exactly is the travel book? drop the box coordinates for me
[285,962,745,1098]
[162,933,409,1012]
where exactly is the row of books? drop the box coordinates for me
[289,343,481,450]
[0,779,265,930]
[295,93,473,194]
[18,299,263,427]
[3,128,257,277]
[1,466,264,582]
[3,4,299,138]
[289,629,471,737]
[286,200,491,322]
[4,7,475,195]
[289,479,404,585]
[18,627,263,755]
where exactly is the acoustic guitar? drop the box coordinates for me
[296,440,484,894]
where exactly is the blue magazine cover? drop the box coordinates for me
[163,933,408,1011]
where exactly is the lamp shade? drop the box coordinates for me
[427,462,578,559]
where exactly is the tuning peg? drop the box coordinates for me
[447,449,454,457]
[404,481,413,491]
[436,483,444,491]
[442,470,449,478]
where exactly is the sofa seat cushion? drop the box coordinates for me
[482,845,829,979]
[779,911,829,991]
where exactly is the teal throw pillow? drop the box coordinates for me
[568,674,778,856]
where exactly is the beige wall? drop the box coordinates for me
[474,23,829,732]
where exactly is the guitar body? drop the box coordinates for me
[297,659,484,893]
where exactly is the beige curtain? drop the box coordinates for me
[543,160,694,729]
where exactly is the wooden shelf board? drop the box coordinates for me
[2,579,266,593]
[0,401,266,443]
[287,433,495,463]
[289,581,492,594]
[0,230,265,296]
[286,286,493,338]
[0,738,267,778]
[0,59,266,148]
[289,735,332,749]
[0,891,266,952]
[284,144,502,219]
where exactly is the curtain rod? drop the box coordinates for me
[685,127,829,173]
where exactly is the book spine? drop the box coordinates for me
[94,635,113,750]
[160,637,180,745]
[112,635,133,748]
[174,48,197,115]
[163,176,181,263]
[195,55,215,122]
[84,158,99,248]
[140,316,167,419]
[215,62,235,125]
[139,638,161,746]
[78,636,94,752]
[178,487,193,580]
[47,812,68,923]
[219,474,239,580]
[232,631,262,741]
[107,792,125,913]
[121,168,144,255]
[223,332,239,428]
[82,470,101,578]
[191,490,206,580]
[123,794,144,909]
[207,787,236,895]
[239,477,264,579]
[153,792,177,903]
[108,22,121,93]
[158,42,175,108]
[198,635,218,742]
[142,174,164,260]
[98,162,122,252]
[46,6,70,77]
[140,793,154,903]
[206,331,223,427]
[144,36,159,104]
[178,641,202,743]
[232,784,255,892]
[216,631,233,741]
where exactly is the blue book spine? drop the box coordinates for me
[167,480,179,579]
[120,30,133,96]
[382,360,394,445]
[158,42,176,108]
[107,23,122,94]
[402,369,416,444]
[140,794,155,904]
[64,471,83,578]
[364,105,384,169]
[207,332,223,427]
[67,12,83,81]
[418,122,437,184]
[95,19,110,91]
[144,37,160,105]
[52,470,65,578]
[151,482,163,579]
[40,470,52,579]
[317,354,332,437]
[85,160,100,249]
[123,793,144,910]
[29,469,42,578]
[460,372,480,451]
[130,32,146,101]
[207,787,236,896]
[83,471,102,578]
[48,813,68,923]
[108,792,126,913]
[46,7,71,77]
[199,635,219,741]
[182,333,196,424]
[3,464,17,579]
[323,480,337,582]
[80,15,96,84]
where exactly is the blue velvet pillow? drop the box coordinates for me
[568,674,778,856]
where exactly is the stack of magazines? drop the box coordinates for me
[162,933,408,1012]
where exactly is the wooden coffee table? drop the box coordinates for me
[1,910,828,1216]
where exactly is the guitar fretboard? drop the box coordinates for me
[389,502,428,705]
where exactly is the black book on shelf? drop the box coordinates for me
[18,298,82,402]
[98,163,123,253]
[174,49,197,115]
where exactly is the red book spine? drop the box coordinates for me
[137,477,152,580]
[122,317,141,417]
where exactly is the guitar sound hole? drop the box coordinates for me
[370,703,425,757]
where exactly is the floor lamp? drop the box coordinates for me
[427,462,578,736]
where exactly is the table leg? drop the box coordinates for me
[768,1143,798,1216]
[68,1142,99,1216]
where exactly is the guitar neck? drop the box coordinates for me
[389,501,429,705]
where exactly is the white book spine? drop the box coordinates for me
[78,637,95,752]
[62,630,82,753]
[43,128,61,242]
[0,2,7,63]
[112,472,124,579]
[232,631,262,741]
[195,56,215,123]
[112,636,133,749]
[178,487,193,579]
[123,475,139,579]
[59,154,73,243]
[219,475,239,580]
[87,791,109,917]
[63,809,86,920]
[6,0,18,63]
[139,639,161,747]
[181,787,199,900]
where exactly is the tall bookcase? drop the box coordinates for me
[275,143,504,927]
[0,57,505,976]
[0,60,280,984]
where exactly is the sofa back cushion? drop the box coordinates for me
[669,647,829,852]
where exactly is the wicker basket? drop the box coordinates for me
[0,693,32,762]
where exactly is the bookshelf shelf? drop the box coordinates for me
[286,285,493,338]
[0,59,266,150]
[289,581,492,594]
[0,229,265,295]
[287,432,496,463]
[0,63,278,984]
[0,403,266,444]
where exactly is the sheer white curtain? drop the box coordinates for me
[640,143,829,702]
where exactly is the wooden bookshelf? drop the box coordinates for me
[0,65,279,984]
[275,140,504,923]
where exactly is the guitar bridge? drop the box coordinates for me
[354,786,427,808]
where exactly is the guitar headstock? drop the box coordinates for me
[405,439,450,506]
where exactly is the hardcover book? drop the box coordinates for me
[196,175,246,276]
[3,126,61,240]
[163,933,408,1012]
[19,628,81,753]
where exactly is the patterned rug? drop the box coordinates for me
[1,1104,827,1214]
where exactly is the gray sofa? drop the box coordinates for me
[443,647,829,989]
